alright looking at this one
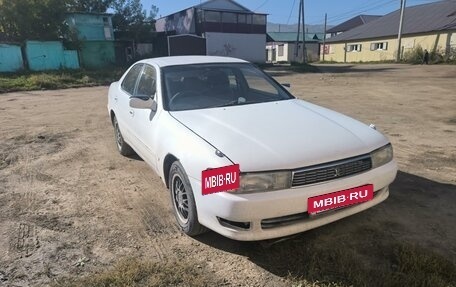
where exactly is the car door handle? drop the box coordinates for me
[114,97,118,102]
[129,110,134,116]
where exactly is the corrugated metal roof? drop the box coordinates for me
[195,0,252,12]
[327,15,381,33]
[156,0,263,21]
[66,11,113,16]
[328,0,456,43]
[267,32,324,42]
[360,15,383,24]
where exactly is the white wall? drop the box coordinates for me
[267,42,321,63]
[205,32,266,63]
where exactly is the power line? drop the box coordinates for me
[327,0,396,22]
[328,0,395,21]
[254,0,269,12]
[292,0,397,26]
[286,0,296,25]
[307,0,436,26]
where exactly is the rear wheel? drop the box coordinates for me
[112,115,134,156]
[169,161,207,236]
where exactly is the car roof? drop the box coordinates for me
[137,56,249,68]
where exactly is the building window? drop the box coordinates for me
[102,17,112,40]
[370,42,388,51]
[237,14,253,24]
[347,44,362,52]
[104,27,112,40]
[222,12,237,23]
[238,14,246,23]
[205,11,221,22]
[278,44,284,56]
[252,14,266,25]
[246,14,252,24]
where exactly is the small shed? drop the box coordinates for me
[266,32,323,63]
[66,12,114,41]
[66,12,115,68]
[168,35,207,56]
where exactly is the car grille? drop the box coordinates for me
[292,154,372,187]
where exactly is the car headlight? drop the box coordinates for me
[234,171,292,193]
[371,144,393,169]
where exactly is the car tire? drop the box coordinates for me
[169,161,207,236]
[112,115,134,156]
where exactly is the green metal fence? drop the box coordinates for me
[25,41,80,71]
[0,44,24,72]
[80,41,115,69]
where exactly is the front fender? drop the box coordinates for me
[156,112,233,185]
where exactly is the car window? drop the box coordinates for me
[135,65,156,99]
[162,63,293,111]
[121,64,143,95]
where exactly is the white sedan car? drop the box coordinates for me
[108,56,397,241]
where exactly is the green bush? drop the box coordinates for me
[0,69,124,93]
[403,46,424,64]
[402,45,452,64]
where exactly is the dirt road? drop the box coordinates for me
[0,64,455,286]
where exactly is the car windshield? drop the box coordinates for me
[162,63,294,111]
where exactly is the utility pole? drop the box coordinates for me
[396,0,406,62]
[295,0,302,60]
[301,0,307,63]
[322,13,327,62]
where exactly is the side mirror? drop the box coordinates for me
[129,96,156,111]
[281,83,291,88]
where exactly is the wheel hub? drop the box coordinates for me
[172,175,189,224]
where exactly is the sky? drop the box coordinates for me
[141,0,439,26]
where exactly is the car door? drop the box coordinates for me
[129,64,160,171]
[116,63,144,148]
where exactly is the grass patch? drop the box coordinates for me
[0,69,124,93]
[284,241,456,287]
[248,224,456,287]
[390,244,456,286]
[53,258,223,287]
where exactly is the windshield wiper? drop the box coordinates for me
[212,97,255,108]
[212,99,240,108]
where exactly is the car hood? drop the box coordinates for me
[170,99,389,171]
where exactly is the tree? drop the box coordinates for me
[111,0,158,40]
[0,0,69,41]
[68,0,114,13]
[111,0,144,32]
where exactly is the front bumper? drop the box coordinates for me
[191,160,397,241]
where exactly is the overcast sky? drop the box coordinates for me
[141,0,439,25]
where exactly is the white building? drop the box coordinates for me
[266,32,323,63]
[155,0,267,63]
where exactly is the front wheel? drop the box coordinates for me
[169,161,207,236]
